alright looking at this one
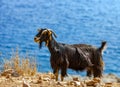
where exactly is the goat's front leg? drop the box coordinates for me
[53,68,59,81]
[61,65,68,81]
[93,66,103,78]
[61,75,64,81]
[61,57,69,81]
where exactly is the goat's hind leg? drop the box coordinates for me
[86,67,93,77]
[61,68,67,81]
[93,66,103,78]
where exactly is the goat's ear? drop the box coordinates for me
[47,29,57,38]
[37,29,41,32]
[47,30,52,36]
[51,31,57,38]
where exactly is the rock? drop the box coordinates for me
[1,69,20,77]
[69,81,76,85]
[74,81,81,86]
[81,81,87,87]
[11,71,20,77]
[107,73,117,78]
[1,69,14,76]
[102,77,118,83]
[48,72,55,79]
[32,75,43,84]
[68,81,81,86]
[31,79,42,84]
[38,75,42,80]
[56,81,63,86]
[42,73,50,78]
[102,74,119,83]
[85,80,98,86]
[113,83,120,87]
[56,81,67,86]
[66,81,71,86]
[105,82,113,87]
[37,80,42,84]
[94,83,101,87]
[93,78,101,83]
[6,74,11,79]
[85,78,101,86]
[43,77,50,81]
[23,78,31,87]
[23,82,30,87]
[73,77,79,81]
[115,76,120,83]
[117,78,120,82]
[16,80,23,84]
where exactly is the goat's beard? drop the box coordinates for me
[39,42,43,49]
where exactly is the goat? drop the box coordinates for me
[34,28,107,81]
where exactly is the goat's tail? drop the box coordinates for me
[98,41,107,53]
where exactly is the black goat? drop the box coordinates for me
[34,28,107,81]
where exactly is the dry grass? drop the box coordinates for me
[3,48,37,76]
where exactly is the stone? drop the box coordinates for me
[73,77,79,81]
[23,78,31,87]
[85,80,98,86]
[43,77,50,81]
[93,78,101,83]
[69,81,75,85]
[74,81,81,86]
[6,74,11,79]
[56,81,67,86]
[11,71,20,77]
[1,69,14,76]
[56,81,63,86]
[105,82,113,87]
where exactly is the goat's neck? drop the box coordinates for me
[47,36,58,53]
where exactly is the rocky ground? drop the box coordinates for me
[0,69,120,87]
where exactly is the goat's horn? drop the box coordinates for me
[48,29,57,38]
[41,29,48,35]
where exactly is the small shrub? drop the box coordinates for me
[3,48,37,76]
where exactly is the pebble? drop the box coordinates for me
[23,78,31,87]
[11,71,20,77]
[73,77,79,81]
[56,81,67,87]
[1,69,14,76]
[43,77,50,81]
[74,81,81,86]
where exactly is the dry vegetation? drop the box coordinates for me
[0,49,120,87]
[2,48,37,76]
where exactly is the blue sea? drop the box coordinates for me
[0,0,120,76]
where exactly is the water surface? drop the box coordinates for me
[0,0,120,76]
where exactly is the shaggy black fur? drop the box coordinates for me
[34,28,107,81]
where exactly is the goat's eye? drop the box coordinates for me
[46,33,48,35]
[44,32,48,35]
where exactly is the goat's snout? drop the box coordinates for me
[34,37,37,40]
[34,37,40,43]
